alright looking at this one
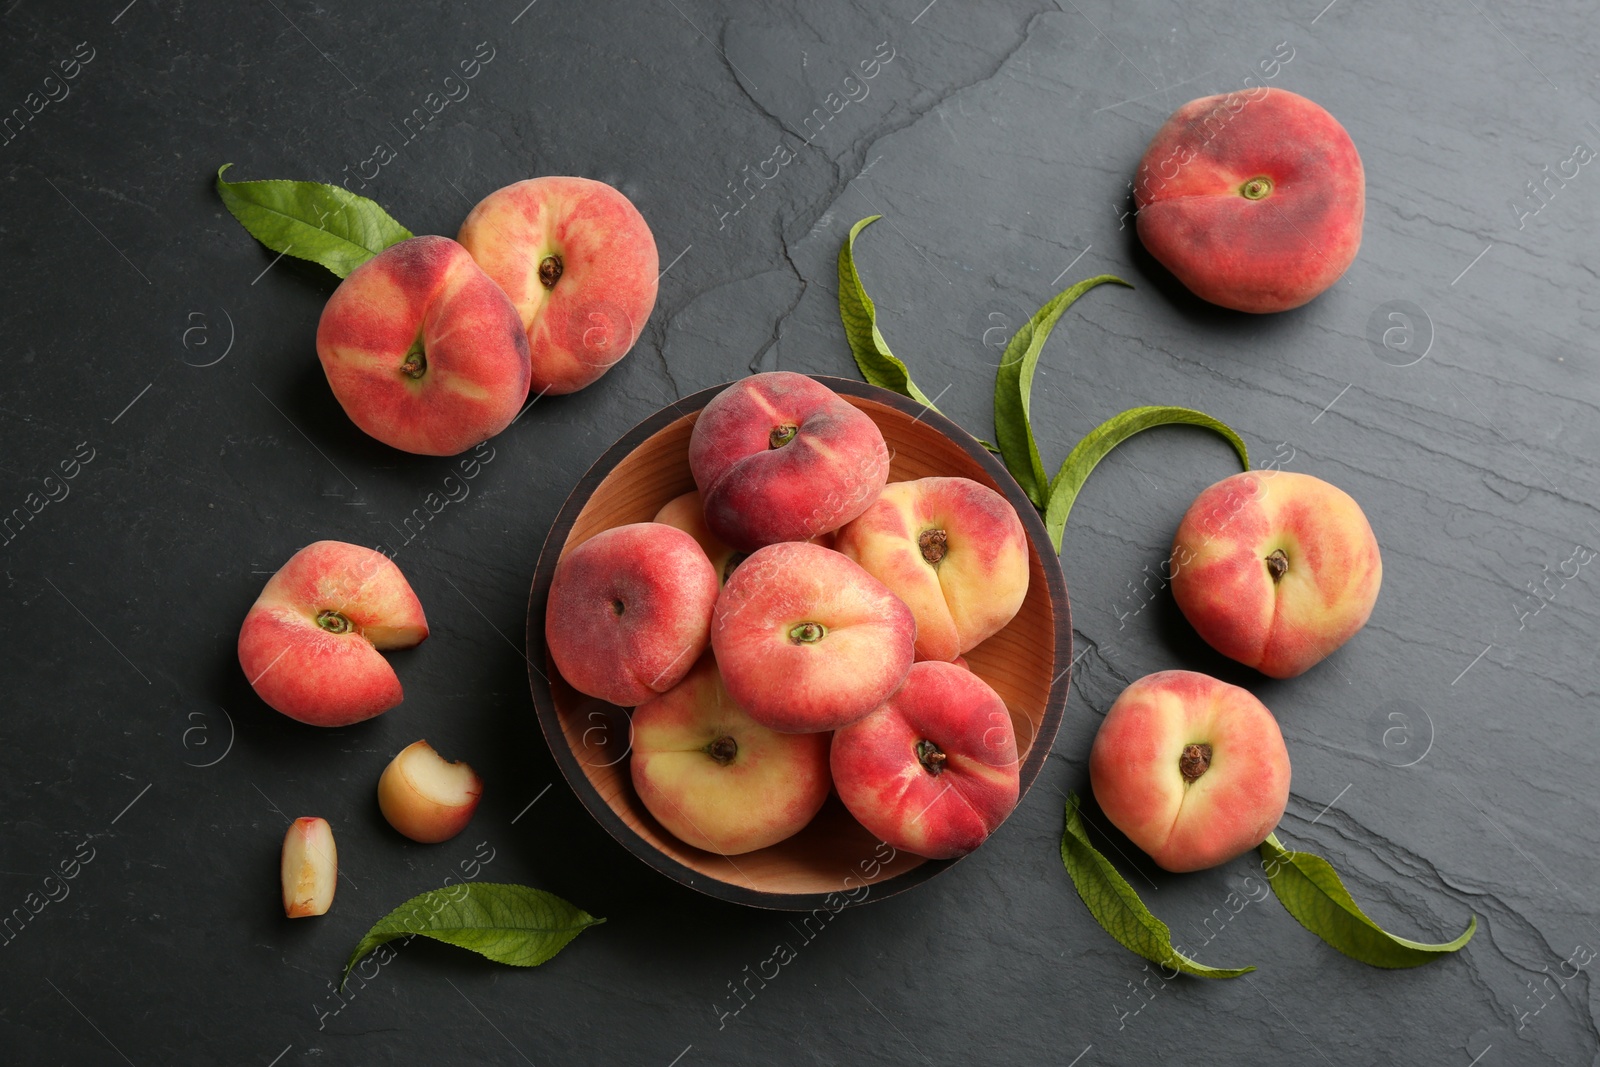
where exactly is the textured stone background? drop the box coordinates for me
[2,1,1597,1063]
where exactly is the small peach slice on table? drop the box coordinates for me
[281,817,337,918]
[378,740,484,843]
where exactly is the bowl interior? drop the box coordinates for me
[530,379,1068,908]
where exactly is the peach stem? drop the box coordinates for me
[1265,548,1289,583]
[706,735,738,765]
[916,739,947,776]
[1179,743,1212,782]
[538,254,563,289]
[399,340,427,380]
[1240,176,1273,200]
[788,621,825,644]
[316,609,353,635]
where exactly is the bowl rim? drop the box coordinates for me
[526,374,1072,910]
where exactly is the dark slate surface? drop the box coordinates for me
[3,1,1597,1064]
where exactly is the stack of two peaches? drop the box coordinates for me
[542,372,1037,864]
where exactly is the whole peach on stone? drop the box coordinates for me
[457,177,658,395]
[315,235,531,455]
[1090,670,1290,873]
[1134,88,1364,313]
[1170,470,1381,678]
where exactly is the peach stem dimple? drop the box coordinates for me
[316,609,353,635]
[399,339,427,379]
[768,424,798,448]
[706,735,738,765]
[1179,742,1212,782]
[918,528,948,565]
[916,739,947,776]
[1265,548,1289,583]
[1240,176,1274,200]
[788,621,825,644]
[538,254,563,289]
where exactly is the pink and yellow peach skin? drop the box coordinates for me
[1135,88,1364,313]
[832,661,1020,860]
[834,476,1028,663]
[458,176,658,395]
[1170,470,1381,678]
[711,541,914,733]
[1090,670,1290,873]
[630,655,832,855]
[689,371,889,552]
[546,523,720,708]
[237,540,429,727]
[316,235,531,456]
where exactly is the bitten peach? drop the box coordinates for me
[831,661,1020,859]
[630,655,832,855]
[1135,88,1364,313]
[238,541,429,727]
[458,177,659,395]
[316,235,531,455]
[1170,470,1381,678]
[546,523,720,706]
[281,817,337,918]
[711,541,915,732]
[689,372,889,552]
[1089,670,1290,873]
[377,740,483,843]
[834,476,1028,662]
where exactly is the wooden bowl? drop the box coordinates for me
[527,376,1070,910]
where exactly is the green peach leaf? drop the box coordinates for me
[837,215,942,412]
[341,882,603,989]
[1044,406,1249,552]
[215,163,413,279]
[994,275,1133,509]
[1259,833,1477,968]
[1061,793,1255,979]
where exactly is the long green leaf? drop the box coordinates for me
[342,882,603,988]
[1044,406,1249,551]
[837,216,941,411]
[1061,794,1254,979]
[994,276,1132,508]
[216,163,413,279]
[1259,834,1476,968]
